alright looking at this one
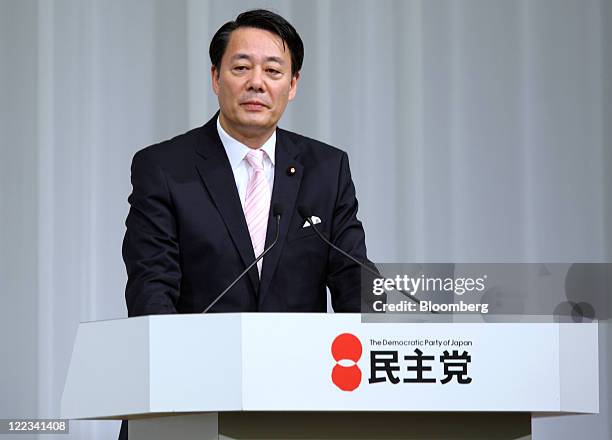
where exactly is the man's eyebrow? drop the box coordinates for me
[230,53,285,64]
[265,56,285,64]
[231,53,252,61]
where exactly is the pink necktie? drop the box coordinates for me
[244,150,271,275]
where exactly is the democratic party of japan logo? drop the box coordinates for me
[331,333,362,391]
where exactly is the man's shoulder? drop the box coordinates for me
[132,125,205,166]
[277,127,347,162]
[132,123,350,167]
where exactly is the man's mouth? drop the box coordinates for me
[241,101,268,110]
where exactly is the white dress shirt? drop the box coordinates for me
[216,117,276,208]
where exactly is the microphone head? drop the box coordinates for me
[297,205,312,219]
[272,203,284,217]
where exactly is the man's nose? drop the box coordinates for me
[246,67,265,92]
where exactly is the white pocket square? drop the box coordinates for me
[302,216,321,228]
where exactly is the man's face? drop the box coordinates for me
[212,27,299,142]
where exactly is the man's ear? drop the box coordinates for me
[288,71,300,101]
[211,66,220,96]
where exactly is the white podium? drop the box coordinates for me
[61,313,598,440]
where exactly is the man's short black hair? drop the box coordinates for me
[209,9,304,77]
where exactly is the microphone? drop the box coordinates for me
[297,205,424,309]
[202,203,283,313]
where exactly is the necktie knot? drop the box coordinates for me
[246,149,265,171]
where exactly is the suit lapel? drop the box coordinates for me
[259,129,303,299]
[194,115,259,294]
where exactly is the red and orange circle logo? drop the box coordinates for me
[331,333,362,391]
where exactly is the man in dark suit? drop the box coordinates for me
[120,9,373,439]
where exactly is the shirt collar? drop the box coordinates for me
[216,116,276,169]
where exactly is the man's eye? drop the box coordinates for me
[266,69,281,75]
[234,66,248,71]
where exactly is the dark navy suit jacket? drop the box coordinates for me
[119,113,373,439]
[122,113,372,316]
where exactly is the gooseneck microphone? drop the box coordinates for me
[297,205,423,308]
[202,203,284,314]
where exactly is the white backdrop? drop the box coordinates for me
[1,0,610,438]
